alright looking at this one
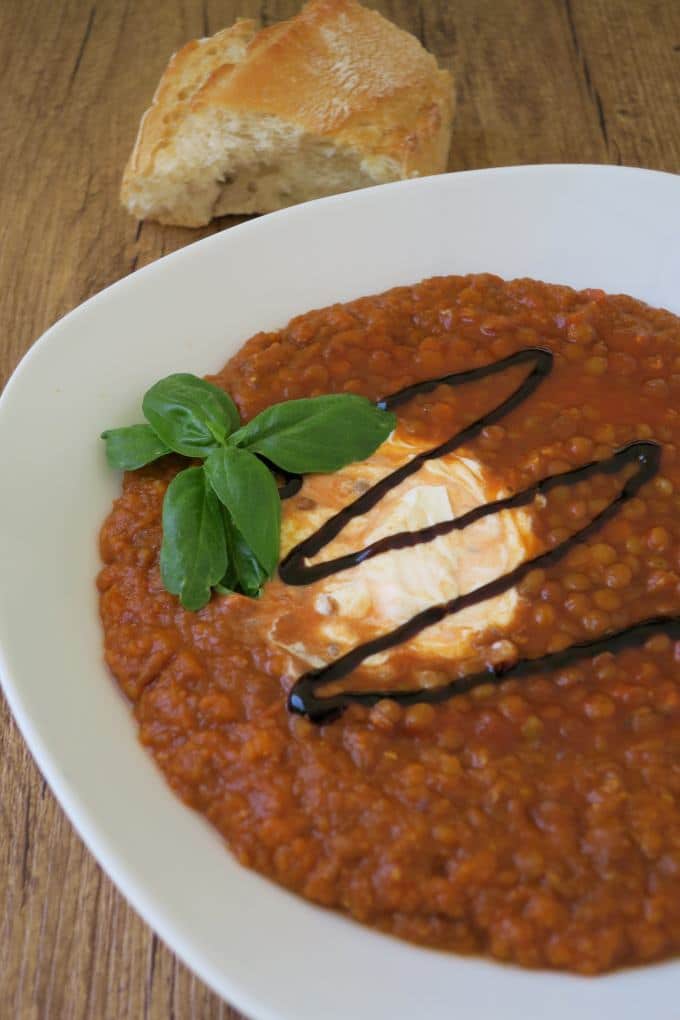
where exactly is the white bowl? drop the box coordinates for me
[1,165,679,1020]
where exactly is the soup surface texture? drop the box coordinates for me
[99,274,680,973]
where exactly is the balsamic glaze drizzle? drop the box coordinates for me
[280,348,553,584]
[290,617,680,722]
[278,348,668,723]
[257,456,303,500]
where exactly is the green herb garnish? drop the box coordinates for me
[102,373,395,609]
[159,465,227,611]
[100,424,171,470]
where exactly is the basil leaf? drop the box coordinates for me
[213,514,238,595]
[223,508,268,597]
[143,373,240,458]
[101,424,171,470]
[160,466,227,611]
[204,447,280,575]
[229,394,396,473]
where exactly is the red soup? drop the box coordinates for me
[99,273,680,973]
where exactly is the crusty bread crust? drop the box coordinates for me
[121,0,453,226]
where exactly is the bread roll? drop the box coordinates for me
[121,0,454,226]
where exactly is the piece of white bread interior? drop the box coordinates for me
[148,109,400,224]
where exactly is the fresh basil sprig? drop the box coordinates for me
[102,373,395,609]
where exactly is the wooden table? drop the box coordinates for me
[1,1,678,1016]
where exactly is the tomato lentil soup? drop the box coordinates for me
[99,273,680,973]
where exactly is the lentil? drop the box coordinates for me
[100,273,680,975]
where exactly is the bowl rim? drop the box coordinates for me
[2,162,680,1020]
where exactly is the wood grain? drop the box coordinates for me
[0,1,678,1017]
